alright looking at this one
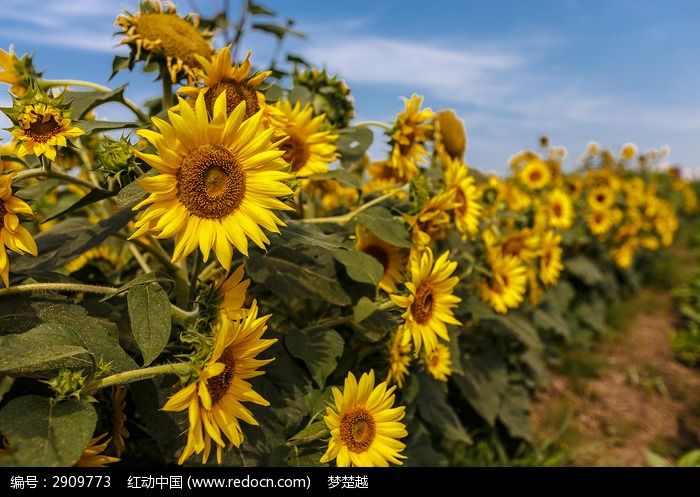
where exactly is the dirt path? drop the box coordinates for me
[532,287,700,466]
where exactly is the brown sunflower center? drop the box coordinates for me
[552,202,563,217]
[529,170,542,183]
[26,114,62,143]
[596,193,606,203]
[362,244,389,271]
[340,408,376,453]
[136,13,211,73]
[205,79,260,119]
[206,348,236,405]
[411,282,435,324]
[427,350,440,367]
[0,201,6,229]
[279,133,310,172]
[177,144,246,219]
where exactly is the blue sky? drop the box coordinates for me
[1,0,700,174]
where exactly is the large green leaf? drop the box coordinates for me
[66,85,128,119]
[356,206,412,248]
[492,314,543,350]
[115,179,148,208]
[274,219,347,251]
[336,127,374,163]
[128,283,172,366]
[80,120,139,134]
[0,396,96,466]
[452,350,508,426]
[285,329,344,388]
[333,248,384,286]
[565,255,605,286]
[497,384,532,441]
[43,188,115,222]
[417,374,472,444]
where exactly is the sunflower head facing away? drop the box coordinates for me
[0,174,38,286]
[320,370,407,467]
[434,109,466,161]
[130,92,294,269]
[0,47,40,97]
[390,248,461,355]
[115,0,214,83]
[386,328,411,388]
[406,188,458,250]
[539,231,563,286]
[293,68,355,129]
[163,300,276,464]
[74,434,120,467]
[480,251,527,314]
[389,94,433,179]
[355,225,405,293]
[269,99,339,177]
[179,47,270,120]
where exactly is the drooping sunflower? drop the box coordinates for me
[587,209,614,236]
[424,342,452,382]
[390,248,461,355]
[130,92,294,269]
[355,226,405,293]
[443,157,482,239]
[65,245,123,274]
[162,300,276,464]
[0,48,39,97]
[539,231,563,286]
[268,99,338,177]
[10,100,84,161]
[434,109,466,161]
[518,159,551,190]
[406,189,458,250]
[389,94,433,179]
[216,264,250,321]
[320,370,407,467]
[386,329,411,388]
[179,47,270,120]
[480,251,527,314]
[115,0,214,83]
[74,435,120,467]
[546,188,573,229]
[0,175,37,287]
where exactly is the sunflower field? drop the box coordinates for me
[0,0,696,468]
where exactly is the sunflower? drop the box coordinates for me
[424,342,451,382]
[355,226,405,293]
[320,370,407,467]
[110,387,129,457]
[389,94,433,179]
[539,231,563,286]
[162,300,276,464]
[74,434,120,467]
[66,245,122,274]
[587,186,614,209]
[0,175,37,287]
[386,329,411,388]
[620,142,638,161]
[268,99,338,177]
[640,235,660,251]
[0,142,23,174]
[611,238,638,268]
[363,160,409,196]
[390,248,461,355]
[480,251,527,314]
[130,92,294,270]
[179,47,270,120]
[312,179,359,212]
[216,264,250,321]
[545,189,573,229]
[115,0,214,83]
[586,141,600,157]
[406,189,458,250]
[0,48,38,97]
[587,209,614,236]
[484,228,540,263]
[10,102,84,161]
[518,159,551,190]
[434,109,466,161]
[443,157,482,239]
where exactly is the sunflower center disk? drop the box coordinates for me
[340,408,376,453]
[0,201,6,229]
[205,80,259,118]
[177,144,246,219]
[137,13,211,71]
[363,245,389,272]
[411,283,434,324]
[279,134,310,172]
[206,348,236,405]
[552,202,563,217]
[26,114,61,143]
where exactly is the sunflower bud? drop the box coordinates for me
[293,68,355,129]
[96,136,138,186]
[44,369,86,401]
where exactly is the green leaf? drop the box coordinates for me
[66,85,128,119]
[565,255,605,286]
[80,120,139,134]
[287,421,329,446]
[15,178,59,201]
[645,450,671,467]
[275,219,346,252]
[452,350,508,425]
[333,248,384,286]
[677,449,700,467]
[336,127,374,163]
[356,206,412,248]
[533,308,570,340]
[252,22,305,40]
[350,308,396,343]
[43,188,115,222]
[248,0,276,16]
[288,85,312,105]
[116,179,148,208]
[353,297,378,323]
[102,271,174,301]
[498,384,532,441]
[492,314,543,350]
[0,396,97,466]
[129,380,182,459]
[128,283,172,366]
[110,55,131,80]
[285,329,344,388]
[417,374,472,444]
[308,169,361,189]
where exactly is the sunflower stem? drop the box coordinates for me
[188,251,202,309]
[378,300,397,311]
[354,120,391,132]
[13,168,107,192]
[171,303,200,323]
[0,283,117,298]
[160,66,174,109]
[303,186,406,225]
[86,363,194,391]
[40,79,149,122]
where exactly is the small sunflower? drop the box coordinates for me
[390,248,461,355]
[539,231,563,286]
[587,209,614,236]
[480,251,527,314]
[320,370,407,467]
[162,300,276,464]
[363,160,410,196]
[518,159,551,190]
[130,92,294,269]
[424,342,452,382]
[0,48,39,97]
[355,226,405,293]
[546,189,573,229]
[66,245,122,274]
[611,238,638,268]
[0,175,37,286]
[434,109,466,161]
[620,142,638,161]
[115,0,214,83]
[587,186,614,209]
[389,94,433,179]
[216,264,250,321]
[484,228,539,263]
[268,99,338,177]
[74,434,120,467]
[179,47,270,120]
[312,179,359,212]
[406,189,458,250]
[443,157,482,239]
[640,235,659,251]
[10,100,84,161]
[386,329,411,388]
[110,387,129,457]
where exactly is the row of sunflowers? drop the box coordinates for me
[0,0,696,467]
